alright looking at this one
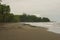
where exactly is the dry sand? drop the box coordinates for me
[0,23,60,40]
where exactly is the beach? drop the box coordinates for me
[0,23,60,40]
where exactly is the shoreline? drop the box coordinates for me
[0,23,48,31]
[0,23,60,40]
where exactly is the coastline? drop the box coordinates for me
[0,23,60,40]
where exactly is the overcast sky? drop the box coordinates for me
[2,0,60,22]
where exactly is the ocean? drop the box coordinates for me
[24,22,60,34]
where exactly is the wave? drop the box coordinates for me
[24,22,60,34]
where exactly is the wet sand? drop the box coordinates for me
[0,23,60,40]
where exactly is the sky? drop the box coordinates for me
[1,0,60,22]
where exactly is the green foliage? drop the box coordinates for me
[19,14,50,22]
[41,17,50,22]
[13,15,20,22]
[0,4,18,22]
[0,3,50,23]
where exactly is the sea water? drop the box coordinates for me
[24,22,60,34]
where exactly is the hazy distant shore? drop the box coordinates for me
[0,23,60,40]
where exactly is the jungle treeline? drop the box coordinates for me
[0,3,50,23]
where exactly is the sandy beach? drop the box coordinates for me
[0,23,60,40]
